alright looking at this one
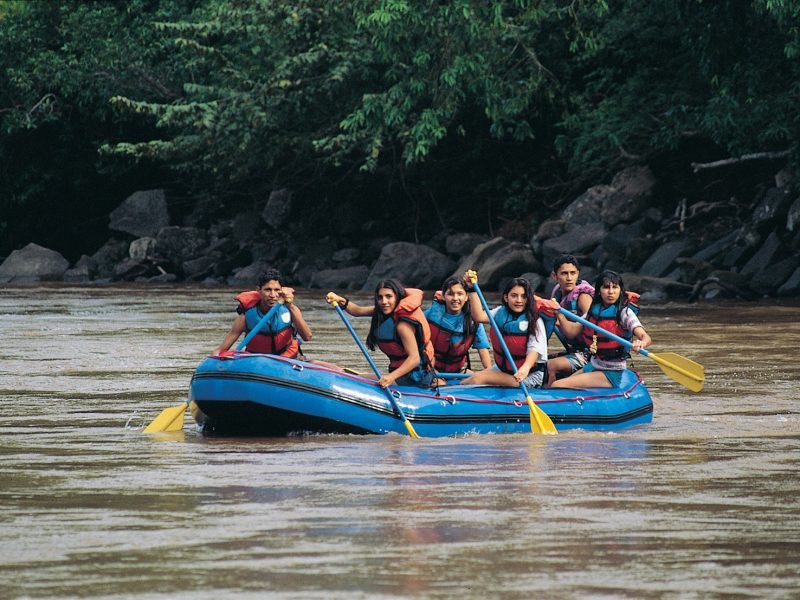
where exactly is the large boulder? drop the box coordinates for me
[740,232,782,276]
[541,222,607,270]
[752,186,793,229]
[90,238,130,280]
[63,255,97,282]
[109,189,169,238]
[454,237,541,290]
[600,166,657,228]
[749,254,800,294]
[445,232,490,256]
[777,267,800,297]
[364,242,455,291]
[0,243,69,282]
[786,196,800,232]
[561,185,612,230]
[621,272,692,300]
[639,239,695,277]
[261,188,292,229]
[155,226,208,270]
[309,265,370,290]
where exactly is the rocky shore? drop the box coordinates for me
[2,166,798,301]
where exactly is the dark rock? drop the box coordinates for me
[262,188,292,229]
[541,223,607,270]
[228,261,273,285]
[148,272,177,283]
[63,255,97,282]
[621,272,693,300]
[0,243,69,282]
[775,167,793,189]
[562,187,611,230]
[777,267,800,297]
[691,230,739,262]
[309,265,370,290]
[454,237,541,291]
[667,257,715,283]
[786,196,800,232]
[639,239,695,277]
[740,232,781,276]
[752,187,793,228]
[182,256,218,280]
[749,255,800,293]
[113,257,157,280]
[365,237,395,263]
[600,166,657,227]
[109,189,169,238]
[291,239,337,287]
[332,248,360,264]
[232,211,263,244]
[517,272,546,294]
[155,226,208,270]
[90,239,129,279]
[129,237,157,259]
[445,232,490,256]
[365,242,456,291]
[603,221,647,256]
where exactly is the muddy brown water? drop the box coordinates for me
[1,285,798,598]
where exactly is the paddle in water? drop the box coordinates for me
[143,300,285,433]
[329,300,421,439]
[556,308,705,392]
[470,281,558,435]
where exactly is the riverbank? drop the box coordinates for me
[2,164,798,300]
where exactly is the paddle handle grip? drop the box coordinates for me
[236,300,284,351]
[557,307,650,357]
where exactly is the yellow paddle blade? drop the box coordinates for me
[403,419,421,438]
[143,402,188,433]
[527,396,558,435]
[648,352,705,392]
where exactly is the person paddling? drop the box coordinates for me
[461,273,547,389]
[214,268,312,356]
[425,276,492,379]
[550,270,651,389]
[326,280,435,388]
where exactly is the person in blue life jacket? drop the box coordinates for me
[544,254,595,386]
[326,279,436,389]
[461,273,548,389]
[550,270,651,389]
[425,276,493,381]
[214,268,312,356]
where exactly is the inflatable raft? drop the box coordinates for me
[189,353,653,436]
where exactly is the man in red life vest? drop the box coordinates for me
[214,268,312,356]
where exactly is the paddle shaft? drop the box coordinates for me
[557,307,701,383]
[332,303,416,431]
[236,300,284,351]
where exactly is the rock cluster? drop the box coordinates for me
[2,167,799,300]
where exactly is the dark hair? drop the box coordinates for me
[501,277,541,342]
[591,270,627,324]
[366,279,407,350]
[441,276,474,339]
[552,253,580,274]
[257,269,284,287]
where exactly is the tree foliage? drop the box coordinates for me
[1,0,799,257]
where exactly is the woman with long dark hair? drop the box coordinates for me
[462,276,547,389]
[327,280,435,388]
[550,270,651,389]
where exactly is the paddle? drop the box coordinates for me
[556,307,705,392]
[330,302,421,438]
[143,299,285,433]
[471,282,558,435]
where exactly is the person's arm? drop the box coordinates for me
[513,349,540,383]
[477,347,493,369]
[513,318,546,382]
[463,270,489,323]
[576,292,593,315]
[631,326,652,353]
[326,292,374,317]
[280,287,312,341]
[554,310,583,339]
[378,321,420,388]
[214,314,246,354]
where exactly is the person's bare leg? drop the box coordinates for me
[463,369,518,387]
[549,369,611,389]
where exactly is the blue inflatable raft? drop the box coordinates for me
[189,353,653,436]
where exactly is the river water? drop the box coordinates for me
[1,285,798,598]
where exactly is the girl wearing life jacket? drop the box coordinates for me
[544,253,595,385]
[462,275,548,389]
[214,269,312,357]
[550,270,651,390]
[326,280,435,388]
[424,276,493,376]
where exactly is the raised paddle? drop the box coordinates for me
[556,308,705,392]
[143,299,285,433]
[471,282,558,435]
[330,301,421,438]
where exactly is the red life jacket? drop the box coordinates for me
[581,292,640,361]
[488,306,530,374]
[236,291,299,358]
[426,294,474,373]
[374,289,435,371]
